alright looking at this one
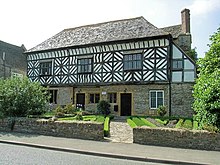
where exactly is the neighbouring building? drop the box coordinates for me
[26,9,196,117]
[0,40,27,78]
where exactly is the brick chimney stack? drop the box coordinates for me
[181,9,190,33]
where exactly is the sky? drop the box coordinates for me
[1,0,220,58]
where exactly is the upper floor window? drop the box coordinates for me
[40,61,52,76]
[78,58,92,73]
[108,93,117,103]
[149,90,164,109]
[124,54,142,70]
[173,59,183,70]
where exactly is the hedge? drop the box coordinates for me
[182,119,193,129]
[127,118,137,128]
[140,118,157,127]
[104,116,110,137]
[175,119,184,128]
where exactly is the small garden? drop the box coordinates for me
[40,103,112,137]
[127,116,198,130]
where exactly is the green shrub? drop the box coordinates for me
[155,118,168,125]
[95,116,105,122]
[104,116,110,137]
[157,106,167,117]
[193,28,220,131]
[127,118,137,128]
[182,119,193,129]
[63,103,75,114]
[140,118,157,127]
[54,106,65,117]
[0,77,49,117]
[97,100,111,115]
[75,111,83,120]
[193,120,199,130]
[175,119,184,128]
[132,117,146,126]
[203,124,219,132]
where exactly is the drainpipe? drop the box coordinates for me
[168,35,172,117]
[3,52,6,79]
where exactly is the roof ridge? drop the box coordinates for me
[160,24,181,29]
[63,16,145,31]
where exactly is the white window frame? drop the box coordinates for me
[39,59,54,76]
[149,90,164,109]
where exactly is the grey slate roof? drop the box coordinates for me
[0,40,27,73]
[160,24,183,39]
[27,17,169,52]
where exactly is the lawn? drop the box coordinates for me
[127,116,196,130]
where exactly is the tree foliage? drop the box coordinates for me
[193,27,220,131]
[0,77,49,117]
[186,47,198,62]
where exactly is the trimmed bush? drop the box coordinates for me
[96,116,105,122]
[104,116,110,137]
[193,120,199,130]
[75,111,83,120]
[140,118,157,127]
[182,119,193,129]
[155,118,168,125]
[97,100,111,115]
[132,117,146,126]
[63,103,75,114]
[175,119,184,128]
[127,118,137,128]
[157,106,167,117]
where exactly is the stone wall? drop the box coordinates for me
[171,83,194,117]
[57,87,73,105]
[133,126,220,151]
[74,84,169,116]
[0,118,104,141]
[54,83,194,117]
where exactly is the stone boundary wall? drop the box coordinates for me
[133,126,220,151]
[0,118,104,141]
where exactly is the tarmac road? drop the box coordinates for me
[0,143,161,165]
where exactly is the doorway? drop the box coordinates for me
[76,93,85,109]
[120,93,132,116]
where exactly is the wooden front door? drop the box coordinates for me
[120,93,132,116]
[76,93,85,109]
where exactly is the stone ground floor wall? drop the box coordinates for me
[50,83,194,117]
[171,83,194,117]
[133,126,220,151]
[0,118,104,141]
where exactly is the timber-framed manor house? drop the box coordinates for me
[26,9,195,117]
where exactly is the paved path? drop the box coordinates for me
[0,132,219,165]
[108,121,133,143]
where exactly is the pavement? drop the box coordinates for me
[0,132,219,165]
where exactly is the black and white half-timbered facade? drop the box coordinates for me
[26,9,195,117]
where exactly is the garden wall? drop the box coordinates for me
[0,118,104,141]
[133,126,220,151]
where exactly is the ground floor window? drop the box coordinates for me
[48,90,58,104]
[89,93,100,103]
[108,93,117,103]
[149,90,164,109]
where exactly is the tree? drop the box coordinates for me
[186,47,198,62]
[0,77,49,118]
[193,27,220,131]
